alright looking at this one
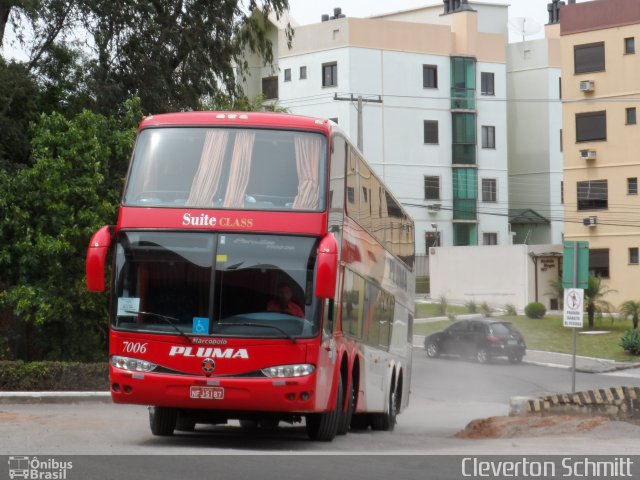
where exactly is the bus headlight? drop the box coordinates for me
[261,364,315,378]
[110,355,157,372]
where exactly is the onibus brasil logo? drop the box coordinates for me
[8,456,73,479]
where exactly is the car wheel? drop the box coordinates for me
[476,348,490,364]
[425,341,440,358]
[508,354,523,364]
[337,376,355,435]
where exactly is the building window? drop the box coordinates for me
[284,68,291,82]
[261,76,278,100]
[577,179,608,210]
[575,111,606,142]
[423,120,439,144]
[561,181,564,204]
[574,42,605,74]
[322,62,337,87]
[483,232,498,245]
[425,232,441,252]
[424,176,440,200]
[300,66,307,80]
[630,247,639,265]
[628,177,638,195]
[480,72,494,95]
[625,37,635,54]
[481,178,497,202]
[589,249,609,278]
[481,125,495,149]
[423,65,437,88]
[626,107,636,125]
[452,113,476,164]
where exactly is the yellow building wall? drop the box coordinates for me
[562,23,640,306]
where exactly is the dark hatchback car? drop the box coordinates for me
[424,318,526,364]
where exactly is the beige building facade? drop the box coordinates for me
[561,0,640,306]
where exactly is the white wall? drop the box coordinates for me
[429,244,562,310]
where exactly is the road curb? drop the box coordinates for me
[510,386,640,419]
[0,392,112,404]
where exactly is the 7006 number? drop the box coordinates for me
[122,341,148,354]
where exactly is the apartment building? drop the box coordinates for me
[242,1,511,255]
[561,0,640,305]
[507,7,563,245]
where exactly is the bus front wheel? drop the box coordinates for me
[306,373,343,441]
[149,406,177,436]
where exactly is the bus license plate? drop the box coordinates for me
[190,386,224,400]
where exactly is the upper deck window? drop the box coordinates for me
[124,128,327,211]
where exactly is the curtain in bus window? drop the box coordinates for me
[186,130,230,206]
[223,131,256,208]
[292,134,321,210]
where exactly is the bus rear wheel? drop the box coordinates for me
[371,382,397,431]
[149,406,177,436]
[306,373,343,441]
[337,376,355,435]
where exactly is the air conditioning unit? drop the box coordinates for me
[427,204,442,212]
[580,149,597,160]
[583,216,598,227]
[579,80,594,92]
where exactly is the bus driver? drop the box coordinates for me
[266,282,304,318]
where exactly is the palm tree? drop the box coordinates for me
[620,301,640,329]
[584,275,615,329]
[547,276,564,309]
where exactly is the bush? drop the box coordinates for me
[436,295,448,316]
[504,303,518,316]
[620,329,640,355]
[464,300,477,314]
[524,302,546,319]
[480,302,493,317]
[0,361,109,391]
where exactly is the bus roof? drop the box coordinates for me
[139,111,333,135]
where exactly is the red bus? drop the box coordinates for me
[86,111,415,441]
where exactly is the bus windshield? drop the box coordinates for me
[123,127,326,211]
[113,231,320,339]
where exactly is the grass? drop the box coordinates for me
[413,313,640,362]
[415,303,468,318]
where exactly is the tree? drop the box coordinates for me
[584,275,615,329]
[0,58,39,169]
[80,0,291,114]
[3,1,291,116]
[0,99,141,361]
[620,301,640,330]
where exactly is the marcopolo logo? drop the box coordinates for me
[8,456,73,479]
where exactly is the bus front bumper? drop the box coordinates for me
[110,369,318,412]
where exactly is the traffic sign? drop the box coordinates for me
[563,288,584,328]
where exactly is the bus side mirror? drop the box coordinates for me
[86,225,113,292]
[315,233,338,299]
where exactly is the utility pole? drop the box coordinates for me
[333,94,382,152]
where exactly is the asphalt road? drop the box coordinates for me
[1,350,639,463]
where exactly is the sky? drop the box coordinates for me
[286,0,575,42]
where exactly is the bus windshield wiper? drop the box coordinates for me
[216,322,297,344]
[126,310,193,343]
